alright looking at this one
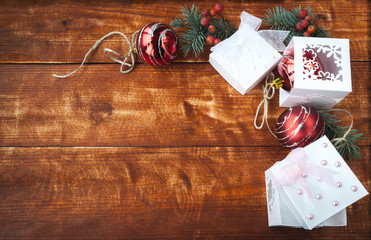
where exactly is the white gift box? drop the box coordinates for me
[209,12,289,95]
[279,37,352,109]
[265,136,368,230]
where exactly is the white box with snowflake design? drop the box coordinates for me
[265,136,368,230]
[279,37,352,109]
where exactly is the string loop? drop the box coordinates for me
[254,72,277,138]
[253,74,355,149]
[321,108,354,149]
[53,31,139,78]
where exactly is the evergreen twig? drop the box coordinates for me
[171,4,236,58]
[263,5,330,45]
[319,111,366,161]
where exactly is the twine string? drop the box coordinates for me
[322,108,353,149]
[254,72,277,138]
[53,31,139,78]
[253,74,354,147]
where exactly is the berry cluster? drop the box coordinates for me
[200,3,224,46]
[295,9,316,37]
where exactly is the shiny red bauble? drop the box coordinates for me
[277,55,295,91]
[136,23,178,67]
[275,105,325,149]
[277,51,324,91]
[303,49,324,77]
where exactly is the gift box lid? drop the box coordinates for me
[267,135,368,230]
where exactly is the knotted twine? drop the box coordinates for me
[321,108,354,149]
[253,72,277,138]
[53,31,139,78]
[253,72,354,149]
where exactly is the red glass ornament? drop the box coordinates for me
[303,49,324,76]
[277,55,295,91]
[277,52,324,91]
[275,105,325,149]
[136,23,178,67]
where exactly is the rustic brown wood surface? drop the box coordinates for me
[0,0,369,239]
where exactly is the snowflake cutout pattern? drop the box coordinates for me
[302,49,323,81]
[303,44,343,82]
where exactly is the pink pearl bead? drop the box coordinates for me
[297,189,303,195]
[307,214,314,220]
[336,182,342,188]
[351,186,358,192]
[335,162,341,167]
[321,160,328,166]
[322,143,328,148]
[302,173,307,178]
[333,200,339,206]
[317,177,322,182]
[316,194,322,199]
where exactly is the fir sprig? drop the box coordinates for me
[319,110,366,161]
[171,4,236,58]
[263,5,330,45]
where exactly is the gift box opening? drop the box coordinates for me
[279,37,352,109]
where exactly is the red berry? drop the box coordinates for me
[303,31,311,37]
[206,35,215,45]
[202,9,210,16]
[305,15,312,22]
[300,19,308,28]
[296,22,304,31]
[200,17,210,27]
[213,38,221,45]
[214,3,224,13]
[307,25,316,33]
[210,9,216,17]
[298,9,308,19]
[208,25,215,33]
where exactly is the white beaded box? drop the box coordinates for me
[279,37,352,109]
[265,135,368,230]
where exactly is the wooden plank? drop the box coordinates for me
[0,146,369,239]
[0,0,369,63]
[0,62,369,147]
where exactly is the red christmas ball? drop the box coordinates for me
[277,52,325,91]
[136,23,178,67]
[277,55,295,91]
[303,49,324,77]
[275,105,325,149]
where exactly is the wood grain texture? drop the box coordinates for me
[0,0,369,63]
[0,62,369,147]
[0,147,369,240]
[0,0,370,239]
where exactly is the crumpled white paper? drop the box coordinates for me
[209,11,289,95]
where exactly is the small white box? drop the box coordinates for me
[265,136,368,230]
[209,12,288,95]
[279,37,352,109]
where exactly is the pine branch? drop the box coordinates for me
[171,4,205,57]
[263,5,330,45]
[171,4,236,58]
[318,111,366,161]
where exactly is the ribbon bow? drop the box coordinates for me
[273,148,338,202]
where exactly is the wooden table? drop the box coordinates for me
[0,1,369,239]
